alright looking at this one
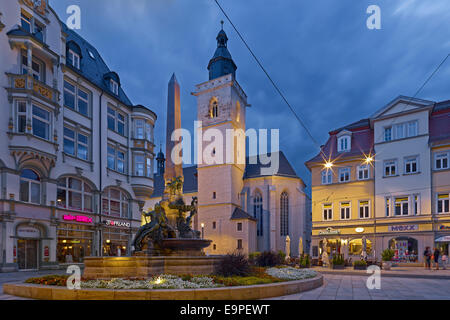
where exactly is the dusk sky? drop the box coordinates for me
[51,0,450,189]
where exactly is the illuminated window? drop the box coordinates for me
[384,160,397,176]
[437,194,449,214]
[359,200,370,219]
[323,204,333,221]
[340,202,350,220]
[357,165,370,180]
[57,177,93,212]
[385,198,390,217]
[395,197,409,216]
[209,98,219,118]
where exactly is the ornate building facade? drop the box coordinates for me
[0,0,157,271]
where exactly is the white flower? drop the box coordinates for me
[266,267,317,280]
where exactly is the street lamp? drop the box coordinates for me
[200,223,205,239]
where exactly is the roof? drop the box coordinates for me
[243,151,299,179]
[230,207,256,221]
[371,95,435,119]
[306,119,373,166]
[429,100,450,146]
[150,151,301,198]
[61,23,133,106]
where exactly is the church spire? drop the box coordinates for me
[207,22,237,80]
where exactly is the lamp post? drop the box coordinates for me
[201,223,205,239]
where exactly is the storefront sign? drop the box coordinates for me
[439,225,450,230]
[44,246,49,257]
[388,225,418,232]
[17,226,40,238]
[62,214,93,224]
[319,227,340,235]
[355,227,364,233]
[104,220,131,228]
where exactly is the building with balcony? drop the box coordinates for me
[0,0,157,271]
[306,96,450,264]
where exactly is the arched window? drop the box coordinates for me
[209,99,218,118]
[253,191,263,236]
[102,188,129,217]
[19,169,41,204]
[280,192,289,236]
[57,177,93,212]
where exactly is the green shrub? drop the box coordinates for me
[299,254,311,267]
[331,254,345,266]
[255,251,283,267]
[248,252,261,265]
[277,250,286,262]
[353,259,367,267]
[381,249,395,262]
[215,251,251,277]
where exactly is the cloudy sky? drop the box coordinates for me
[51,0,450,189]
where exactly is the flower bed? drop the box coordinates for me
[24,268,318,290]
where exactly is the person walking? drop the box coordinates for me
[433,247,440,270]
[442,253,448,270]
[423,247,432,270]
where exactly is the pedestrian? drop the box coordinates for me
[442,253,448,270]
[433,248,440,270]
[423,247,431,270]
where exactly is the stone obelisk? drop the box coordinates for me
[164,73,183,186]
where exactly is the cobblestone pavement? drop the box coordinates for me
[268,274,450,300]
[0,269,66,300]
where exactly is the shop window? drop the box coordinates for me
[389,237,418,263]
[280,192,289,236]
[19,169,40,204]
[103,228,129,257]
[253,191,263,236]
[57,177,93,212]
[102,188,129,217]
[437,194,450,214]
[348,239,372,256]
[57,223,93,263]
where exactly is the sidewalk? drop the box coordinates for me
[312,266,450,280]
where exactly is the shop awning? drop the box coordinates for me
[435,236,450,242]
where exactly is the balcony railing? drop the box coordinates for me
[6,73,59,104]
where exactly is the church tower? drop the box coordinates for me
[193,24,253,255]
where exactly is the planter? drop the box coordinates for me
[353,265,367,270]
[331,264,345,270]
[382,261,392,270]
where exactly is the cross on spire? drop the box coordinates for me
[220,20,224,30]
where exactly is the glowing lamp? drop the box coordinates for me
[365,156,374,163]
[324,162,333,169]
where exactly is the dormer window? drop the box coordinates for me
[110,79,119,95]
[68,49,80,69]
[337,135,351,152]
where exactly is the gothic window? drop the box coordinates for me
[209,98,219,118]
[280,192,289,236]
[253,191,263,236]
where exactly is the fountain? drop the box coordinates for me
[82,176,221,280]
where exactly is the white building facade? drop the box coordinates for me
[0,0,156,271]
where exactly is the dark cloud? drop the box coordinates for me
[51,0,450,191]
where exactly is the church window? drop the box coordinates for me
[280,192,289,236]
[209,99,219,118]
[253,191,263,236]
[237,223,242,231]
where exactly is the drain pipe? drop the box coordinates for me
[98,90,104,257]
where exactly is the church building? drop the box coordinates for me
[145,26,311,257]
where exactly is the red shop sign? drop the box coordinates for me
[62,214,93,224]
[44,246,49,257]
